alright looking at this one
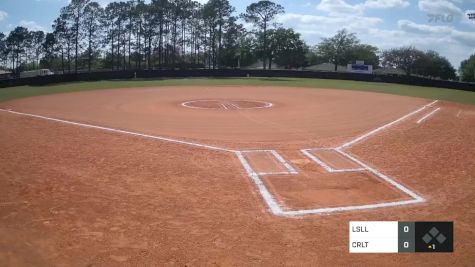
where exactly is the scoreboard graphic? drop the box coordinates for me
[349,221,453,253]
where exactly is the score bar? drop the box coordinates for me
[349,221,453,253]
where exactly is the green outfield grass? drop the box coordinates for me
[1,77,474,105]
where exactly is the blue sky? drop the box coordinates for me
[0,0,474,68]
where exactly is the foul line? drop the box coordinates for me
[0,109,236,153]
[417,108,441,124]
[0,99,438,218]
[338,100,438,150]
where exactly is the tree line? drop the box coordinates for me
[0,0,473,82]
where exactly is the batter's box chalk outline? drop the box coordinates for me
[235,100,437,217]
[239,150,298,175]
[0,99,438,218]
[301,148,366,173]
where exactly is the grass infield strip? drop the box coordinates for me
[0,77,474,105]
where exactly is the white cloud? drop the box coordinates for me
[317,0,365,15]
[364,0,410,9]
[398,19,453,34]
[0,11,8,22]
[18,20,46,31]
[366,26,471,68]
[310,0,472,67]
[277,13,383,33]
[276,13,387,53]
[418,0,463,16]
[276,9,473,68]
[398,19,475,47]
[451,30,475,47]
[316,0,409,16]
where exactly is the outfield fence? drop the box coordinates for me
[0,69,474,92]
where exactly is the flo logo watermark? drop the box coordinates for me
[468,13,475,20]
[427,14,454,23]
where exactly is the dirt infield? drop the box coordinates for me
[0,86,427,148]
[0,86,474,265]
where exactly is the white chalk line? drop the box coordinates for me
[181,100,273,110]
[288,100,436,216]
[281,199,424,216]
[337,100,438,150]
[296,147,424,216]
[301,148,366,173]
[181,101,213,110]
[417,108,441,124]
[240,150,297,175]
[228,103,241,110]
[1,99,436,217]
[0,108,292,215]
[257,172,296,176]
[240,150,275,153]
[262,102,274,108]
[336,149,423,201]
[235,151,284,215]
[327,168,366,173]
[301,149,333,173]
[244,155,425,217]
[269,150,298,174]
[428,101,437,107]
[0,109,236,153]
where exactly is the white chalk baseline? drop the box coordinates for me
[0,99,438,217]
